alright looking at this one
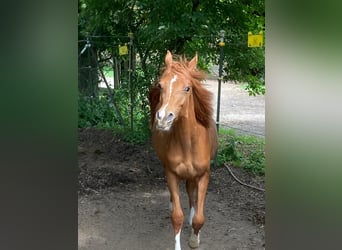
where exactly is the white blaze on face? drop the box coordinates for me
[170,74,177,91]
[158,75,177,120]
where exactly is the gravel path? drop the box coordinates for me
[204,80,265,137]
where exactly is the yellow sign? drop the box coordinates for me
[118,44,128,55]
[248,31,263,47]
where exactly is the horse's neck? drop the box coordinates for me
[172,98,197,145]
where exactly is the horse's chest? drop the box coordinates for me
[154,142,188,164]
[157,144,207,178]
[152,131,210,178]
[173,162,200,179]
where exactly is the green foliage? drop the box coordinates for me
[78,84,151,144]
[217,128,265,175]
[78,94,120,128]
[112,125,150,145]
[103,66,113,77]
[78,0,265,144]
[242,75,265,96]
[78,0,265,95]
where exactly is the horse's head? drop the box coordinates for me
[154,50,198,131]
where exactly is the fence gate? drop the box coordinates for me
[78,34,135,129]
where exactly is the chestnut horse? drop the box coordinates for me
[148,51,218,249]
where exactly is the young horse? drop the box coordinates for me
[149,51,218,249]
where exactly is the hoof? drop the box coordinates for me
[188,229,200,248]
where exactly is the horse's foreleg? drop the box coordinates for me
[189,171,209,248]
[166,171,184,250]
[186,179,197,225]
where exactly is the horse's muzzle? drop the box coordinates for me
[155,111,175,131]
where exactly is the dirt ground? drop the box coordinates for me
[78,82,265,249]
[78,128,265,250]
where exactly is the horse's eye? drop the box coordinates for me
[184,86,190,92]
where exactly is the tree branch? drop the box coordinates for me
[224,164,265,192]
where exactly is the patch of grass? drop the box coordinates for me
[216,128,265,175]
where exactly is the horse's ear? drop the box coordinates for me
[188,52,198,70]
[165,50,173,67]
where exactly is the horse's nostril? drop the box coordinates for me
[156,110,174,122]
[167,112,174,121]
[156,111,161,120]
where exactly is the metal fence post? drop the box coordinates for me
[216,30,225,133]
[128,32,134,131]
[214,30,225,166]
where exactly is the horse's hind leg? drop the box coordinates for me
[189,171,210,248]
[186,179,197,225]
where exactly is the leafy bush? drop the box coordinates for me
[217,128,265,175]
[78,94,120,128]
[78,69,152,145]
